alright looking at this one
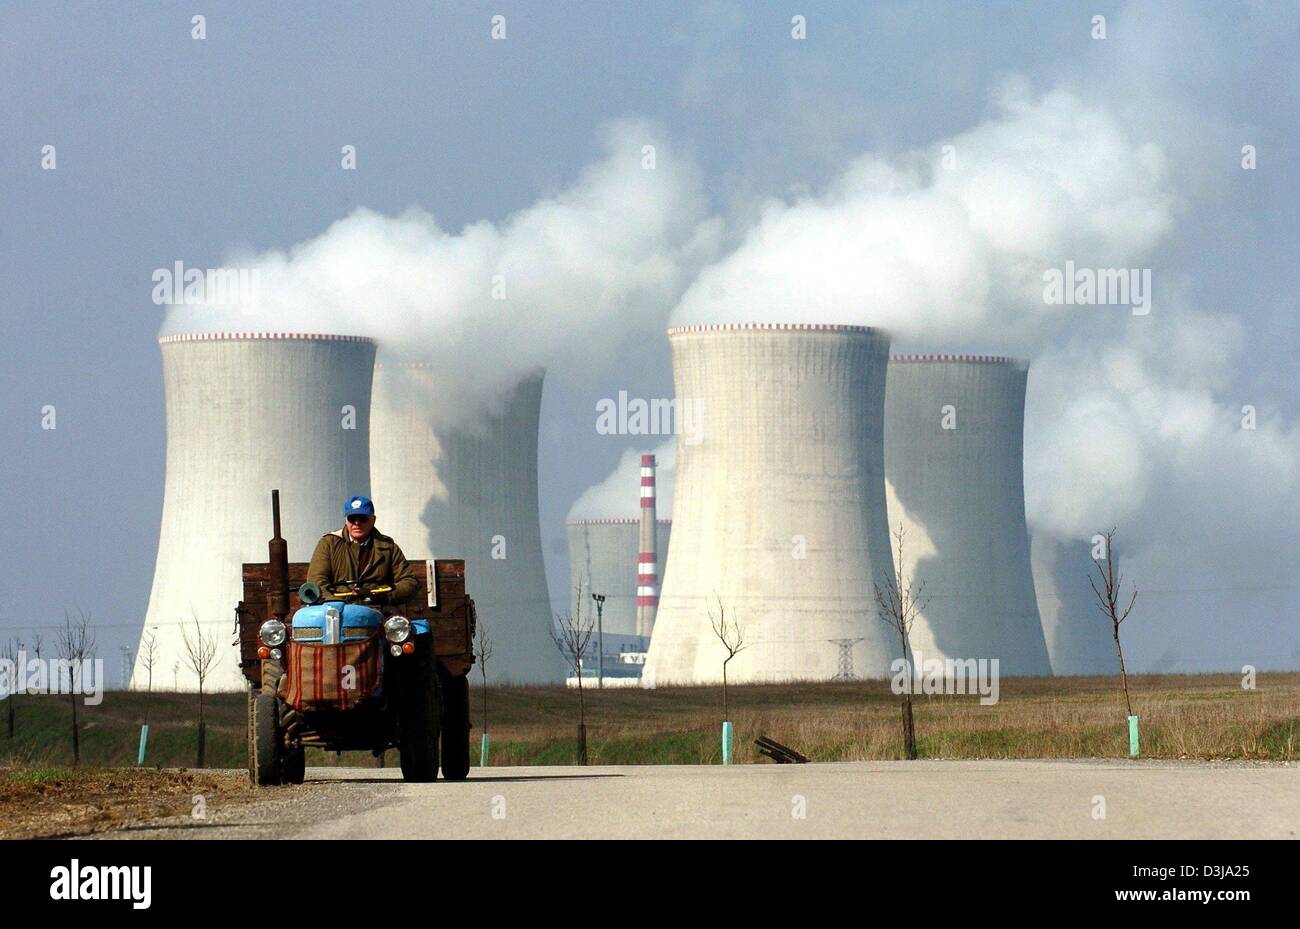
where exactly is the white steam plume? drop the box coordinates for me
[163,117,720,419]
[568,439,676,521]
[672,81,1173,346]
[662,80,1298,669]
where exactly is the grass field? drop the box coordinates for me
[1,672,1296,769]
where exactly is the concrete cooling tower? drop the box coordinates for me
[1031,535,1117,675]
[566,519,672,637]
[883,355,1052,676]
[645,323,898,684]
[135,332,376,691]
[369,362,558,682]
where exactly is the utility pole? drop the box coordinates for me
[828,638,865,680]
[591,593,606,688]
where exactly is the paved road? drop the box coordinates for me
[102,759,1298,839]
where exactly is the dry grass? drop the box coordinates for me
[476,672,1300,765]
[0,766,260,839]
[1,672,1294,769]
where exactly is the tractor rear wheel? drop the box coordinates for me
[439,670,471,781]
[399,678,440,782]
[252,694,281,787]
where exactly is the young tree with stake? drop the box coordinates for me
[56,609,96,765]
[707,596,747,722]
[138,629,159,724]
[707,600,748,769]
[551,583,596,765]
[874,524,930,761]
[181,612,218,767]
[133,628,160,765]
[1089,527,1139,751]
[473,623,493,765]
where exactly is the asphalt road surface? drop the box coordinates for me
[100,759,1298,839]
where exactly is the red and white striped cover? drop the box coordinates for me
[280,640,383,711]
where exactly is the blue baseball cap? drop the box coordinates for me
[344,495,375,518]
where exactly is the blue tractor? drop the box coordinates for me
[238,492,476,785]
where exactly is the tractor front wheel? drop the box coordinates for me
[252,694,282,787]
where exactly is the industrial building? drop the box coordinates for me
[645,323,898,684]
[1031,535,1117,675]
[134,332,376,691]
[370,361,559,683]
[883,355,1053,676]
[566,516,671,641]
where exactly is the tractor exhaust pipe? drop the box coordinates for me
[268,489,290,620]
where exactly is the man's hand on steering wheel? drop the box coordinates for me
[322,581,392,605]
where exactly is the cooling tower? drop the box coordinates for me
[566,519,672,637]
[135,332,376,692]
[1031,535,1117,675]
[883,355,1052,676]
[370,362,558,682]
[644,323,897,684]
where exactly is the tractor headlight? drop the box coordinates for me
[384,616,411,644]
[259,619,287,647]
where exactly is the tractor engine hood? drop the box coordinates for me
[291,602,383,645]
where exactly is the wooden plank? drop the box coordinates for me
[754,735,810,764]
[243,560,456,614]
[240,559,475,662]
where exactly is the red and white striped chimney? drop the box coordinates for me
[636,453,659,639]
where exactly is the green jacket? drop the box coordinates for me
[306,528,420,605]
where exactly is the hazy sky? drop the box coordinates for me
[2,1,1296,677]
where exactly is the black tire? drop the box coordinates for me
[246,685,257,782]
[439,671,471,781]
[281,746,306,785]
[252,694,281,787]
[399,678,440,782]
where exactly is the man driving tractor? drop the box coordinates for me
[306,495,419,605]
[244,490,472,785]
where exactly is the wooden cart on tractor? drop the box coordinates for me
[236,490,476,785]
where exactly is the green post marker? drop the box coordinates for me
[721,720,733,765]
[480,732,490,767]
[137,724,149,766]
[1128,715,1140,757]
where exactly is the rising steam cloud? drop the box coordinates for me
[167,82,1296,669]
[637,81,1295,666]
[568,439,675,521]
[163,117,720,417]
[672,80,1174,343]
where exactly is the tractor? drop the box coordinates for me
[236,490,476,784]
